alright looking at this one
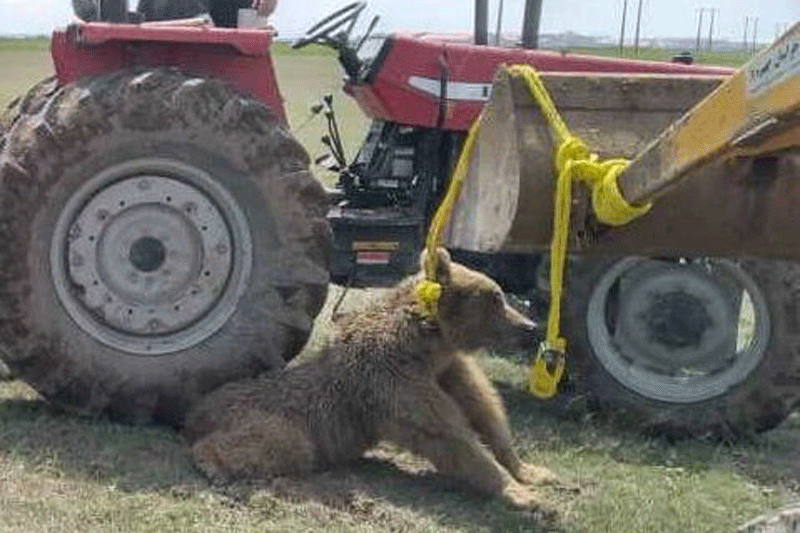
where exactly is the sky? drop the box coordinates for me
[0,0,796,42]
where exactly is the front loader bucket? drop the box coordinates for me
[445,70,723,254]
[446,25,800,260]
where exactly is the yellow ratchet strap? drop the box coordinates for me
[503,65,650,398]
[415,113,484,318]
[417,65,650,400]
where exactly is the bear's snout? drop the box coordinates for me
[499,303,542,351]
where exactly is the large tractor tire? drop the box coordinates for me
[0,69,330,425]
[565,256,800,438]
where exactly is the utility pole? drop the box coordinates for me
[494,0,504,45]
[776,22,781,41]
[633,0,644,55]
[707,8,716,51]
[752,17,758,54]
[618,0,628,54]
[743,16,748,51]
[521,0,543,49]
[695,8,704,52]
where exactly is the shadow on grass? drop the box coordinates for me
[0,383,564,532]
[211,453,567,533]
[496,379,800,495]
[0,389,204,492]
[1,373,797,531]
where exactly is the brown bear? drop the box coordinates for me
[183,248,556,512]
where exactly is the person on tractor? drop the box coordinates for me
[72,0,276,27]
[207,0,276,27]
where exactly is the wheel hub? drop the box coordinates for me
[129,236,167,273]
[587,257,770,403]
[52,159,252,355]
[613,261,738,372]
[641,290,714,350]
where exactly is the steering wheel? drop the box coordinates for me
[292,2,366,49]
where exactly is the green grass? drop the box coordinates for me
[0,36,50,52]
[0,345,796,532]
[0,39,794,533]
[272,50,368,177]
[0,288,798,532]
[271,40,338,56]
[0,46,53,109]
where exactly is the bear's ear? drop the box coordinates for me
[419,247,452,285]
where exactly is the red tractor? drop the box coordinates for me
[2,0,797,438]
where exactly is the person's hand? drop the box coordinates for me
[252,0,277,17]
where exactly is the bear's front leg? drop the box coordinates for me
[438,356,557,486]
[381,381,555,515]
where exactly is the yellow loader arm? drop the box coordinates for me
[619,22,800,204]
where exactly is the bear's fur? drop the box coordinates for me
[183,249,555,511]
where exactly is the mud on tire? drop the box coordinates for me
[0,69,330,424]
[564,256,800,438]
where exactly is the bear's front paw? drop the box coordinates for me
[501,482,557,521]
[515,462,558,486]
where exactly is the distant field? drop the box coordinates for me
[0,36,50,51]
[0,37,334,54]
[0,36,749,161]
[0,38,366,162]
[566,46,752,67]
[0,35,752,104]
[0,37,752,191]
[0,41,53,109]
[0,34,752,155]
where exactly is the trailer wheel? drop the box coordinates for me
[0,69,330,424]
[565,256,800,438]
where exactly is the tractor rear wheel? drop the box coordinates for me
[565,256,800,438]
[0,69,330,424]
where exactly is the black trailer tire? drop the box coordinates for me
[565,256,800,438]
[0,69,330,425]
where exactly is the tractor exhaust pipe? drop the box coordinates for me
[521,0,543,49]
[474,0,489,45]
[101,0,128,22]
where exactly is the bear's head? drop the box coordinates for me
[419,249,541,353]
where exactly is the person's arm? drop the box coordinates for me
[209,0,276,27]
[252,0,276,17]
[72,0,99,21]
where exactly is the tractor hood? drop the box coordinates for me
[345,34,734,132]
